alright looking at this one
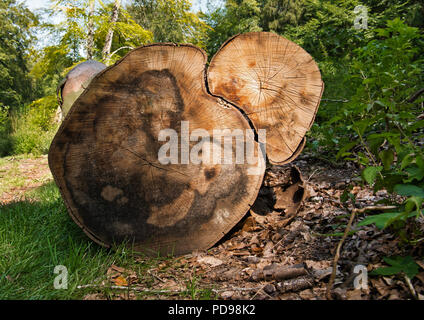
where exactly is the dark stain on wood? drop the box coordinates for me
[49,43,265,256]
[204,168,216,180]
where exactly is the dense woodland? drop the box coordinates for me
[0,0,424,298]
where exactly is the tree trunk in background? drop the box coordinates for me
[102,0,121,63]
[86,0,95,60]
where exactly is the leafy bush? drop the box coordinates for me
[11,122,57,156]
[26,95,58,131]
[9,95,59,156]
[331,19,424,244]
[0,104,12,157]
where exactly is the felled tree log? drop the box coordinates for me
[208,32,324,164]
[49,33,323,256]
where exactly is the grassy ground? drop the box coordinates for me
[0,156,215,300]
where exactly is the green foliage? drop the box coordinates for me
[261,0,304,33]
[0,105,12,157]
[0,0,38,110]
[26,95,58,131]
[320,19,424,242]
[202,0,262,57]
[8,96,58,156]
[10,117,58,156]
[370,256,420,279]
[128,0,210,48]
[40,0,153,66]
[361,166,383,185]
[357,210,419,230]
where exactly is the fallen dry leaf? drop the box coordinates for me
[415,260,424,270]
[346,289,363,300]
[197,256,223,267]
[114,276,128,286]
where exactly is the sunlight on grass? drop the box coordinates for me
[0,181,166,299]
[0,155,51,196]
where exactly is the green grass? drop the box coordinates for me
[0,182,148,299]
[0,181,216,300]
[0,157,27,195]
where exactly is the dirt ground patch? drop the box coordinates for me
[0,155,52,204]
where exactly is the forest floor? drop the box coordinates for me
[1,154,423,300]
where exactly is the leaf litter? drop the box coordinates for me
[5,154,422,300]
[82,155,424,300]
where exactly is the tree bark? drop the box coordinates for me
[102,0,121,63]
[86,0,95,60]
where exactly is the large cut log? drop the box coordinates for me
[49,32,323,256]
[208,32,324,164]
[49,44,266,256]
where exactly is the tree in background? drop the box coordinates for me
[260,0,303,33]
[202,0,262,57]
[101,0,121,63]
[39,0,152,66]
[361,0,424,29]
[0,0,38,110]
[128,0,210,48]
[29,0,153,102]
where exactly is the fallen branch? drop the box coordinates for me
[213,286,263,292]
[250,264,307,282]
[277,276,314,293]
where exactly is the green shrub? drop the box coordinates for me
[333,19,424,246]
[26,95,58,131]
[8,95,59,156]
[11,124,57,156]
[0,105,12,157]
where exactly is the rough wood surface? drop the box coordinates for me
[49,43,265,256]
[208,32,324,164]
[49,32,324,256]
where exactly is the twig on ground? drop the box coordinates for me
[326,208,356,300]
[306,169,320,182]
[147,270,165,283]
[250,285,266,300]
[326,205,396,300]
[404,275,418,300]
[352,205,397,214]
[212,286,263,293]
